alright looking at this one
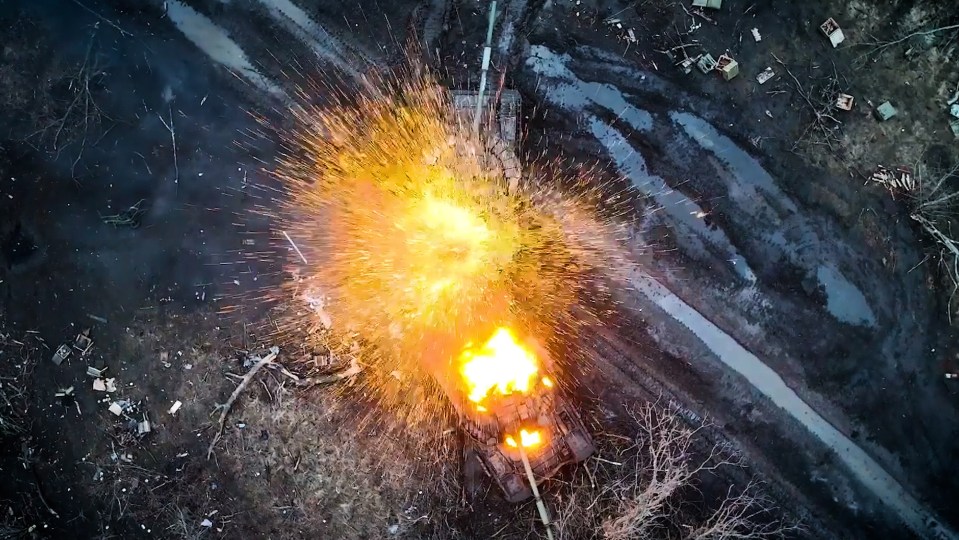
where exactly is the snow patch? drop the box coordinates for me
[165,1,287,100]
[630,270,952,540]
[527,46,653,132]
[817,264,877,327]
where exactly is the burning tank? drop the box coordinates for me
[435,327,594,502]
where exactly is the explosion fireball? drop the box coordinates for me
[256,60,626,430]
[459,327,541,406]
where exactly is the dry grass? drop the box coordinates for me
[213,377,461,539]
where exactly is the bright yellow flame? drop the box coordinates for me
[505,429,543,449]
[460,327,540,404]
[541,376,554,388]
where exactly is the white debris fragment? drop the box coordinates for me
[751,28,761,42]
[93,379,107,392]
[201,519,213,528]
[169,400,183,414]
[105,378,117,392]
[137,419,151,435]
[87,366,107,378]
[756,67,775,84]
[109,402,124,416]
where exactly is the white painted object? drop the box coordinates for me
[93,379,107,392]
[169,400,183,414]
[751,28,761,42]
[108,402,123,416]
[756,67,775,85]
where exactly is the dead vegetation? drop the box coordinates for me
[551,403,797,540]
[875,158,959,320]
[6,20,110,181]
[212,377,461,539]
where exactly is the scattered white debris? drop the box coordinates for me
[93,379,107,392]
[946,373,957,379]
[137,418,152,435]
[109,402,124,416]
[751,28,761,42]
[201,519,213,528]
[169,400,183,414]
[55,386,75,398]
[104,378,117,392]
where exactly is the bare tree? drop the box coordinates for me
[553,403,797,540]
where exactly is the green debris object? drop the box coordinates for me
[697,53,717,74]
[692,0,723,8]
[874,101,897,122]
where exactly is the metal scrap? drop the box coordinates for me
[73,330,93,357]
[52,344,72,365]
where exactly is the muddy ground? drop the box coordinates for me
[1,0,958,539]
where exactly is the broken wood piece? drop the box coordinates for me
[207,347,279,459]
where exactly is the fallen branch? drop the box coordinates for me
[772,53,844,150]
[859,23,959,59]
[157,104,179,192]
[207,347,279,459]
